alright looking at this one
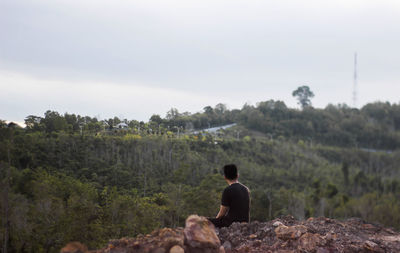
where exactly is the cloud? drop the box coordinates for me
[1,0,400,123]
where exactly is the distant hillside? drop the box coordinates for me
[14,100,400,150]
[1,102,400,252]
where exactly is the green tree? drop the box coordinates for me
[166,108,180,120]
[150,114,163,125]
[292,85,315,109]
[42,110,68,133]
[203,106,214,114]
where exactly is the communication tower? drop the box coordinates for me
[352,52,358,108]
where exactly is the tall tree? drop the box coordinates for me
[292,85,315,109]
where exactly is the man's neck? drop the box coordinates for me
[227,179,239,185]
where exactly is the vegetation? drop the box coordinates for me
[1,99,400,252]
[292,85,315,109]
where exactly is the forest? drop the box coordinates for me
[1,100,400,252]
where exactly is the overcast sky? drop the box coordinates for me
[1,0,400,124]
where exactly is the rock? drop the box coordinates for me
[60,242,88,253]
[236,244,250,252]
[316,248,331,253]
[363,240,384,252]
[252,240,262,247]
[275,225,307,240]
[297,233,326,252]
[273,221,284,227]
[184,215,221,252]
[222,241,232,250]
[363,224,378,230]
[153,248,166,253]
[248,234,257,239]
[169,245,184,253]
[324,231,337,241]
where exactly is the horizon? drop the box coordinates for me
[3,97,398,129]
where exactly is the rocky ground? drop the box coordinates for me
[61,215,400,253]
[217,216,400,252]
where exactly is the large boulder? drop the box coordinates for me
[184,215,222,253]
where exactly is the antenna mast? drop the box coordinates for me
[352,52,358,108]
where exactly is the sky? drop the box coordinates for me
[1,0,400,124]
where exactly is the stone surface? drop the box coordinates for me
[297,232,326,252]
[217,216,400,252]
[222,241,232,250]
[248,234,257,239]
[363,240,384,253]
[184,215,221,252]
[153,248,166,253]
[169,245,184,253]
[274,225,307,240]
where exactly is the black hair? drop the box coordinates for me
[223,164,238,180]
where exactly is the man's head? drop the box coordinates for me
[223,164,238,181]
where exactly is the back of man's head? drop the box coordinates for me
[223,164,238,180]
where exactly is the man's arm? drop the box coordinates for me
[216,205,229,218]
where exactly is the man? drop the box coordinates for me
[208,164,250,228]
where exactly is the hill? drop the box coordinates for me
[1,102,400,252]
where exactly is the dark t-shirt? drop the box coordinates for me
[221,182,250,223]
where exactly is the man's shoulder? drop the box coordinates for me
[223,184,233,192]
[223,184,236,194]
[226,183,250,192]
[234,183,250,195]
[240,183,250,193]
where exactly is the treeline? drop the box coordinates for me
[22,103,236,135]
[21,101,400,150]
[239,101,400,150]
[1,120,400,252]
